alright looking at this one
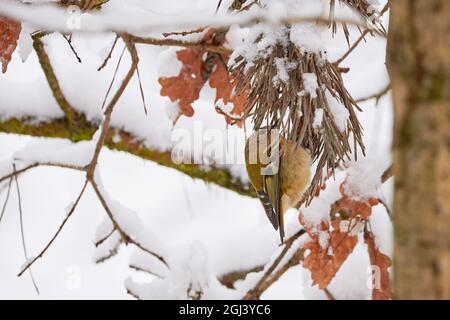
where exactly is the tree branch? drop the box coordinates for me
[356,83,391,104]
[0,118,255,197]
[243,229,306,300]
[32,33,80,125]
[130,35,232,56]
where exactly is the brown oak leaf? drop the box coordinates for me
[158,48,205,117]
[303,220,358,289]
[158,28,247,124]
[336,184,379,220]
[209,60,247,126]
[0,16,21,74]
[364,230,392,300]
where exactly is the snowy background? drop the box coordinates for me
[0,0,392,299]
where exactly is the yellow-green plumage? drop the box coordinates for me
[245,131,311,242]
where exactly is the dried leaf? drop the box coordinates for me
[209,60,248,125]
[0,16,21,73]
[158,28,244,124]
[303,220,358,289]
[364,230,392,300]
[158,48,205,117]
[336,184,379,220]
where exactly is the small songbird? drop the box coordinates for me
[245,129,311,243]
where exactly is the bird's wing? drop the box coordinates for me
[255,173,278,230]
[262,166,281,232]
[268,164,284,243]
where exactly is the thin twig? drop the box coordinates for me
[97,35,119,71]
[136,64,148,115]
[162,27,206,38]
[0,176,13,227]
[0,162,84,184]
[101,44,126,110]
[62,34,82,63]
[323,288,336,300]
[129,264,164,279]
[14,169,40,294]
[378,198,392,220]
[130,35,232,55]
[94,227,116,247]
[243,229,306,300]
[89,179,168,267]
[88,39,138,179]
[334,29,370,65]
[18,180,89,277]
[356,83,391,104]
[382,165,393,183]
[334,2,390,66]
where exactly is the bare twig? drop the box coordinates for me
[163,27,206,38]
[323,288,336,300]
[87,38,138,178]
[219,265,264,289]
[97,34,119,71]
[382,165,393,183]
[243,229,306,300]
[0,162,84,185]
[334,29,371,65]
[126,288,141,300]
[14,168,40,294]
[378,198,392,220]
[0,177,13,227]
[130,35,232,55]
[100,44,126,110]
[94,227,116,247]
[356,83,391,104]
[95,237,123,264]
[18,180,89,277]
[129,264,165,279]
[334,2,390,66]
[89,179,168,267]
[62,34,82,63]
[136,64,148,115]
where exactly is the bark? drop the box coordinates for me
[388,0,450,299]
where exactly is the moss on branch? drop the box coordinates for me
[0,117,255,198]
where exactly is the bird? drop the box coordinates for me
[245,129,311,243]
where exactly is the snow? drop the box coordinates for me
[17,22,35,63]
[301,171,346,227]
[318,231,330,250]
[273,58,290,83]
[93,216,114,244]
[290,23,326,54]
[157,48,182,78]
[302,72,319,98]
[93,169,168,259]
[325,90,350,132]
[343,157,388,201]
[229,24,288,70]
[93,231,121,263]
[12,137,97,168]
[313,108,324,129]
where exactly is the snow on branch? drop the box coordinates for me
[0,0,384,36]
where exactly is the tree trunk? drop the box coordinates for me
[387,0,450,299]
